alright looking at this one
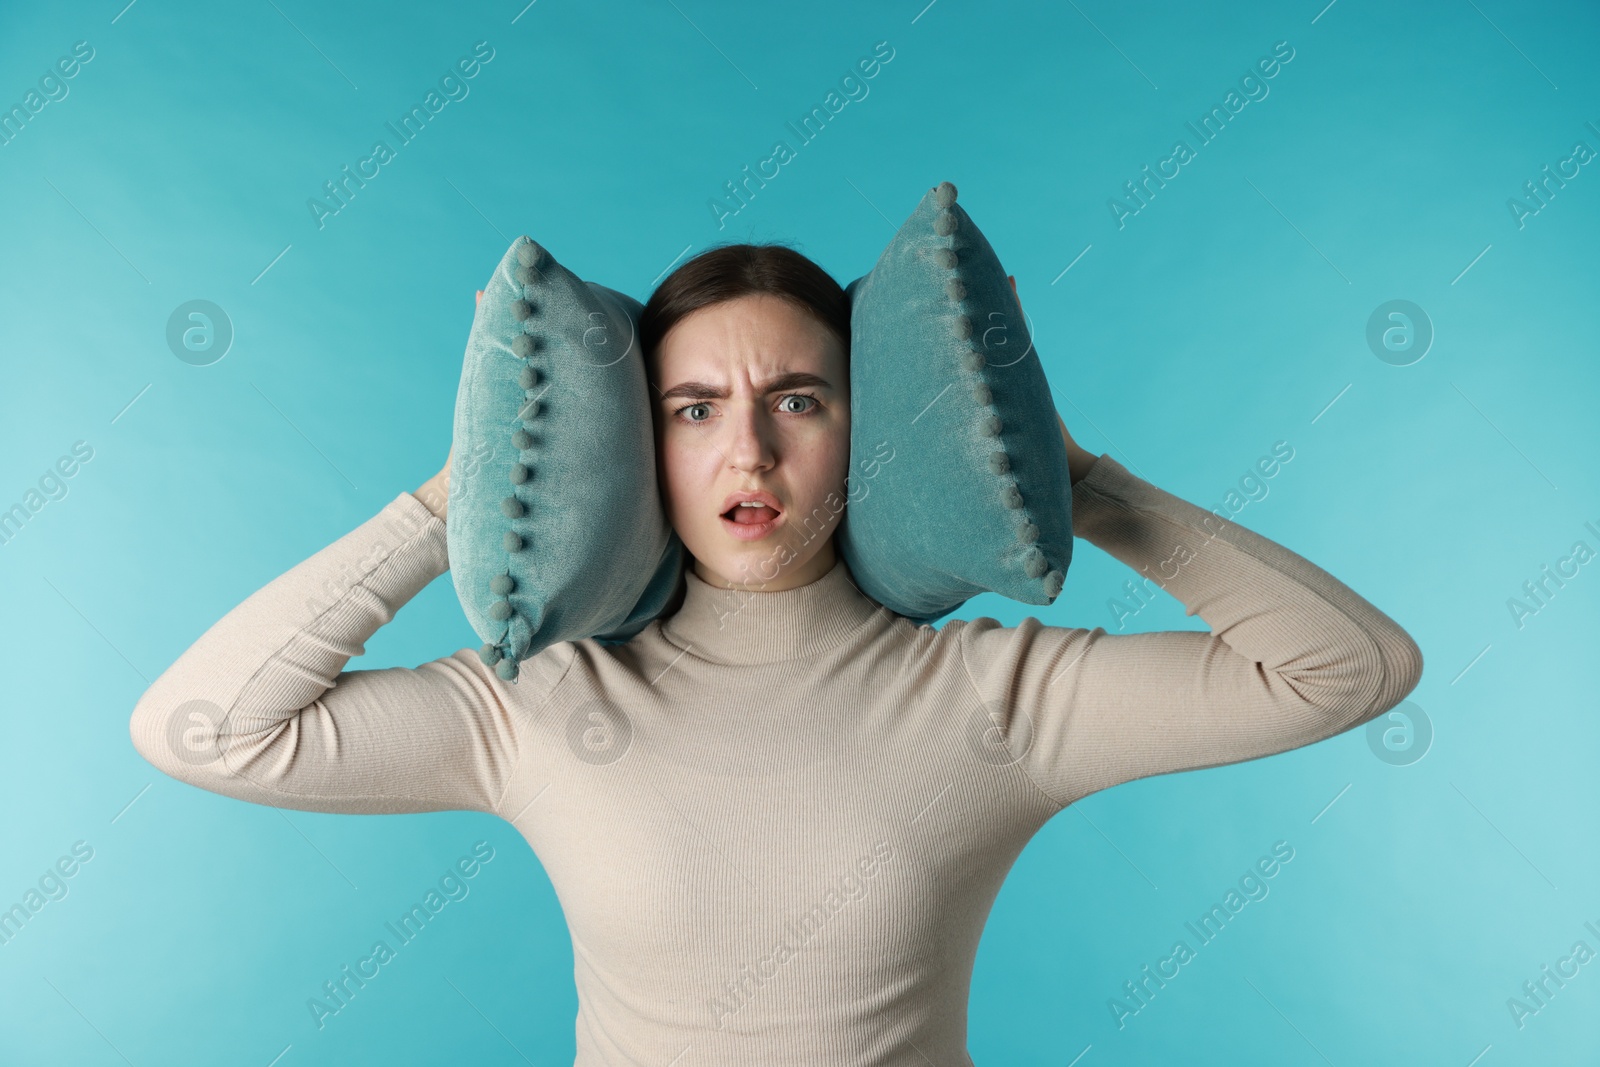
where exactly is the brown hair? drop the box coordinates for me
[639,243,850,385]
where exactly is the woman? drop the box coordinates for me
[130,243,1423,1065]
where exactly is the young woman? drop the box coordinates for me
[131,244,1423,1065]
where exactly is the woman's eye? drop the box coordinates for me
[675,395,815,422]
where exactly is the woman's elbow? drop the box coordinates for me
[128,693,177,776]
[1345,623,1425,729]
[1380,624,1425,710]
[1279,620,1424,734]
[128,690,223,782]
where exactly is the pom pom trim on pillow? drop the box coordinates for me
[927,181,1065,604]
[451,235,685,683]
[839,180,1072,623]
[479,238,551,681]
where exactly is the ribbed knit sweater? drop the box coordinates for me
[129,453,1423,1066]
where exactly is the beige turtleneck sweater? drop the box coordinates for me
[128,454,1422,1065]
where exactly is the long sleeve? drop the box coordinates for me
[128,491,530,816]
[956,454,1424,810]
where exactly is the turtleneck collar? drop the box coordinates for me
[659,556,888,665]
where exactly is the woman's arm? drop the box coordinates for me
[957,449,1423,810]
[127,463,533,817]
[960,282,1423,808]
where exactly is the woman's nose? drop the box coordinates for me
[727,405,775,473]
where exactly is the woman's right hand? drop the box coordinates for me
[413,448,451,522]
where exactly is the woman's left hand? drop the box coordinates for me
[1008,274,1099,485]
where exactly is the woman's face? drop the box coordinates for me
[651,293,850,592]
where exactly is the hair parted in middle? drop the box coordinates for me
[639,243,851,385]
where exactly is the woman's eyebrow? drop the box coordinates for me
[658,371,834,402]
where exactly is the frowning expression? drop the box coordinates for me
[650,294,850,592]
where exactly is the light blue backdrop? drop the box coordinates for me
[2,0,1596,1064]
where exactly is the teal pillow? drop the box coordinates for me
[839,181,1073,624]
[449,236,686,682]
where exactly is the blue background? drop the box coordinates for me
[2,0,1597,1063]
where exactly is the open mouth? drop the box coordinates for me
[719,497,784,540]
[723,502,781,525]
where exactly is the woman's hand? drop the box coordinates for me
[413,448,451,523]
[1008,275,1099,486]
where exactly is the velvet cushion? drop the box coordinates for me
[838,181,1073,624]
[449,236,686,682]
